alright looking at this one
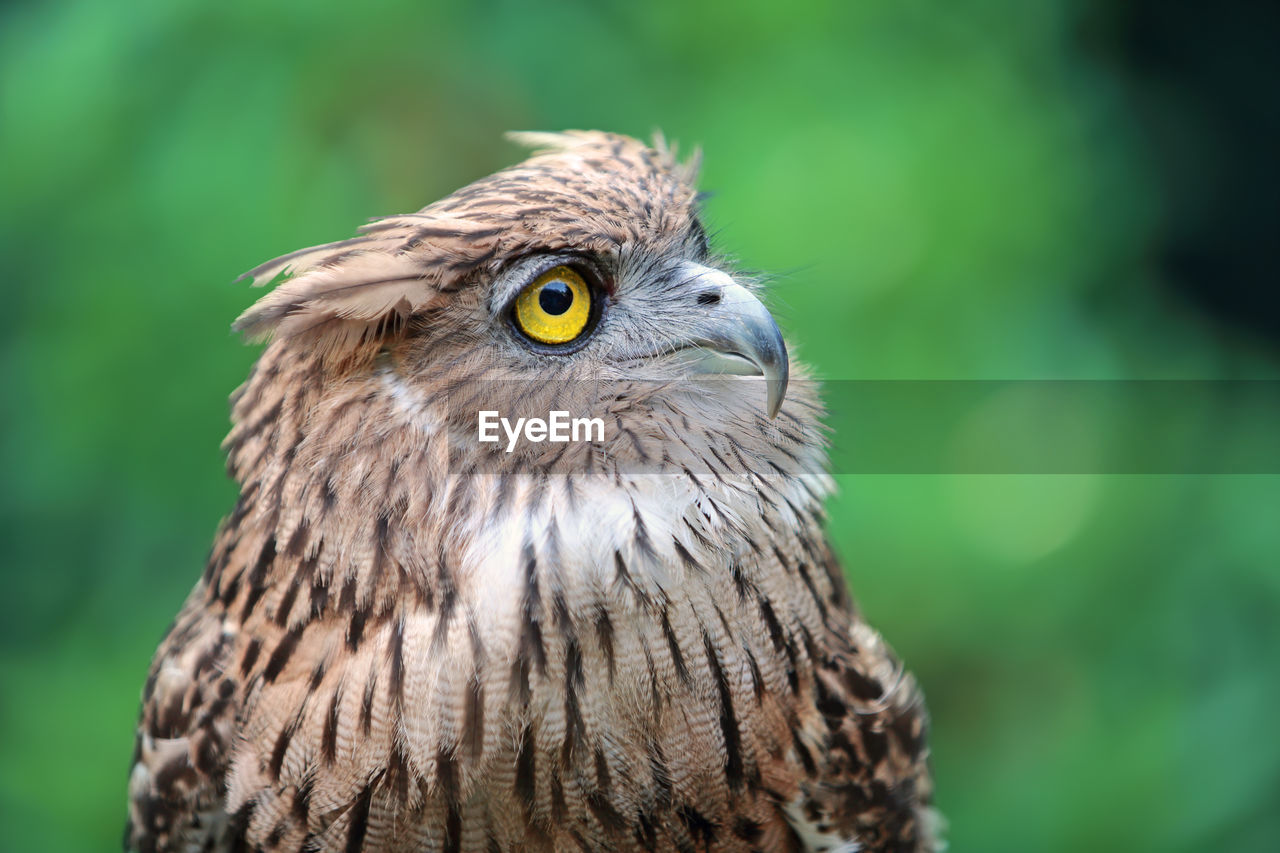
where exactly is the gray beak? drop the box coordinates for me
[675,263,790,418]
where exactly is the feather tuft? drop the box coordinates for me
[233,251,442,360]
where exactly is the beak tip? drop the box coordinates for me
[765,365,788,419]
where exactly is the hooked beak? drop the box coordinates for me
[674,262,790,418]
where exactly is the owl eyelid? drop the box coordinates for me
[488,252,611,318]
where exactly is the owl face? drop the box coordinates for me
[388,245,789,439]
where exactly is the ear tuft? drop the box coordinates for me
[233,249,442,361]
[504,130,598,154]
[508,129,701,186]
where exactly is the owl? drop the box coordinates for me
[126,131,937,852]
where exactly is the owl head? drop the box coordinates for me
[230,131,818,480]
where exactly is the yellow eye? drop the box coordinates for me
[513,265,593,345]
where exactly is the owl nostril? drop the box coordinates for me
[696,290,722,306]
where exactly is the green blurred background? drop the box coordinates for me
[2,1,1277,850]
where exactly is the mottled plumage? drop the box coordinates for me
[126,131,937,852]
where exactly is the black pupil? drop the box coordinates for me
[538,280,574,316]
